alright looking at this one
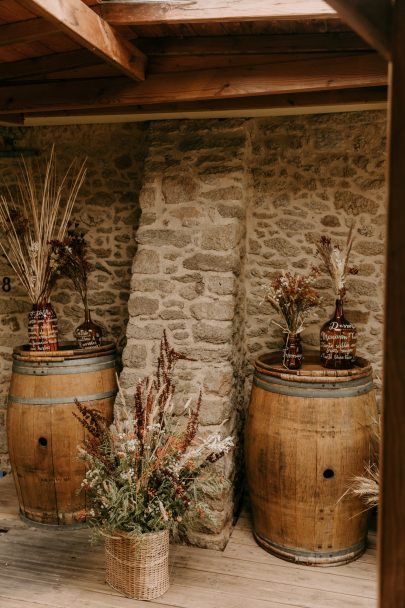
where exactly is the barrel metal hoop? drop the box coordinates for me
[254,530,365,562]
[8,389,117,405]
[12,360,116,376]
[253,373,374,398]
[12,353,115,370]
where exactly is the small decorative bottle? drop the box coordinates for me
[284,332,303,370]
[74,307,103,349]
[320,299,357,369]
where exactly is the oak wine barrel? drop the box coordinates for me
[245,352,377,566]
[7,342,117,526]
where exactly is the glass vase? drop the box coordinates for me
[283,332,303,370]
[28,302,58,351]
[74,308,103,349]
[320,299,357,369]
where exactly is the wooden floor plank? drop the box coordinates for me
[0,475,376,608]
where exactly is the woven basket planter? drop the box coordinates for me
[105,529,170,600]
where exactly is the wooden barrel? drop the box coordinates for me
[6,342,117,526]
[245,352,377,566]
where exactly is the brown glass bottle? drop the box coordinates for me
[283,333,303,370]
[74,307,103,349]
[320,299,357,369]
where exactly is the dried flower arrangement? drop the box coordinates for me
[50,222,93,312]
[316,225,358,300]
[74,332,233,537]
[264,269,321,336]
[0,148,86,305]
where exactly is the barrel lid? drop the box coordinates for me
[255,351,372,383]
[13,341,116,363]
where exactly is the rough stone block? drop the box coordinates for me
[201,225,239,251]
[137,229,191,248]
[192,322,233,344]
[122,343,148,369]
[126,322,165,340]
[132,249,160,274]
[162,174,200,204]
[128,295,159,317]
[203,367,233,396]
[205,276,236,295]
[191,300,234,321]
[183,254,240,273]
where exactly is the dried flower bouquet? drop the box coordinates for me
[264,269,321,336]
[316,225,358,300]
[75,332,233,537]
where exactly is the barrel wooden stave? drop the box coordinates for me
[7,345,116,526]
[246,354,377,566]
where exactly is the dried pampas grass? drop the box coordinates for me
[0,146,86,304]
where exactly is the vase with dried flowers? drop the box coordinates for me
[51,223,103,349]
[0,148,86,351]
[316,226,359,369]
[264,270,321,369]
[74,332,233,600]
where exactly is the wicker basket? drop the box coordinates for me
[105,529,170,600]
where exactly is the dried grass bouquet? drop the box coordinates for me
[264,269,321,335]
[0,147,86,305]
[316,225,358,300]
[74,333,233,537]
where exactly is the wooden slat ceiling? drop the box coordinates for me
[0,0,388,124]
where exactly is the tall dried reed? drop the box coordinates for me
[0,147,86,304]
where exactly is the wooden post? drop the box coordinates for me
[379,1,405,605]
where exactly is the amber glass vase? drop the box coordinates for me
[283,332,303,370]
[28,302,58,351]
[320,299,357,369]
[74,307,103,349]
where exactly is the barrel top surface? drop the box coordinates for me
[255,351,372,383]
[13,341,116,362]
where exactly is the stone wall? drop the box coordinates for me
[245,111,386,383]
[0,111,386,546]
[0,123,149,469]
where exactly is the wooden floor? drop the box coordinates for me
[0,475,377,608]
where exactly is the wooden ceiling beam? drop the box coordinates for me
[326,0,391,60]
[97,0,338,26]
[16,0,146,81]
[26,86,387,119]
[0,52,387,115]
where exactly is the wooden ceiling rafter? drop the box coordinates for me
[96,0,338,26]
[16,0,146,81]
[0,51,387,116]
[326,0,391,60]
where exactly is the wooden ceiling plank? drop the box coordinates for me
[136,32,370,56]
[0,18,59,47]
[0,52,387,115]
[17,0,146,80]
[0,48,101,81]
[326,0,391,60]
[97,0,338,26]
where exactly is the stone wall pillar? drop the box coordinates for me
[120,120,248,549]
